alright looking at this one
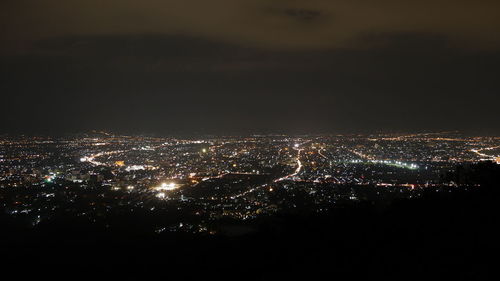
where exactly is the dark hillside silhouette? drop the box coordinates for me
[1,162,499,279]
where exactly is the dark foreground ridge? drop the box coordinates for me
[1,162,499,280]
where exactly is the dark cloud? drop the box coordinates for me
[1,33,499,134]
[1,0,500,51]
[283,9,322,22]
[1,1,499,134]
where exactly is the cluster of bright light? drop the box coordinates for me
[155,182,179,191]
[349,159,419,169]
[125,165,146,171]
[44,173,56,183]
[153,182,181,199]
[392,161,419,169]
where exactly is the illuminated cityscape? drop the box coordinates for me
[2,131,499,234]
[2,0,500,278]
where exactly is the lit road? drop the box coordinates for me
[80,150,125,166]
[470,145,500,161]
[318,149,328,160]
[231,140,310,198]
[274,141,310,182]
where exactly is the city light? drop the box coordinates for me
[5,0,500,271]
[2,133,499,237]
[155,182,180,191]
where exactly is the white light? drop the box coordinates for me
[155,182,180,191]
[156,192,166,199]
[125,165,145,172]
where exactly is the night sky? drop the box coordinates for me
[1,1,499,135]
